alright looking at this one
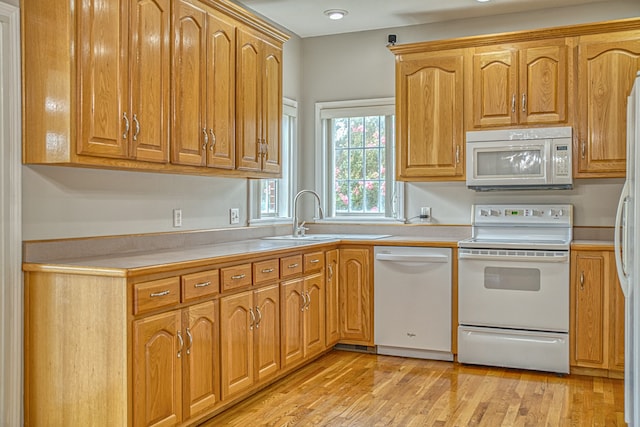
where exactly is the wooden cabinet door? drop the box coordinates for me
[133,310,183,427]
[609,252,626,373]
[576,33,640,177]
[77,0,129,158]
[183,301,219,419]
[519,40,568,125]
[236,26,262,171]
[571,251,606,368]
[304,272,326,357]
[338,247,373,345]
[129,0,170,163]
[220,291,254,399]
[325,250,340,347]
[261,39,283,175]
[254,284,280,382]
[280,278,304,369]
[172,0,207,166]
[205,12,236,169]
[396,51,464,180]
[470,47,518,128]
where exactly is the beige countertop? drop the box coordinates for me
[22,233,462,275]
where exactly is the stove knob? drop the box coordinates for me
[480,209,489,216]
[549,209,557,216]
[557,209,564,217]
[490,209,500,216]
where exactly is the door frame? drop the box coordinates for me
[0,1,22,425]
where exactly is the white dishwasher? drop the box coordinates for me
[374,246,453,361]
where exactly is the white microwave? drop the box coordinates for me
[465,127,572,191]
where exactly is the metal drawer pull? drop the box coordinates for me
[122,112,130,139]
[209,129,216,150]
[580,272,584,290]
[300,293,307,311]
[150,290,170,297]
[186,328,192,355]
[327,265,333,280]
[177,331,184,358]
[202,128,209,150]
[255,307,262,328]
[521,93,526,112]
[194,281,211,288]
[581,141,586,159]
[288,263,299,269]
[231,274,246,280]
[310,259,320,264]
[305,291,311,310]
[132,114,140,141]
[456,146,460,164]
[511,94,516,113]
[261,268,274,273]
[249,308,256,330]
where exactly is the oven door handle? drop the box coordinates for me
[458,252,568,263]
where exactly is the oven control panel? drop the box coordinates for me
[473,204,573,226]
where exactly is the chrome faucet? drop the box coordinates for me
[292,190,324,236]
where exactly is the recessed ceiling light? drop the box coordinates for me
[324,9,348,20]
[476,0,491,2]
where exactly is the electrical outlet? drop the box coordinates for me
[173,209,182,227]
[420,207,431,219]
[230,208,240,225]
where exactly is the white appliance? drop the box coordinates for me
[615,71,640,425]
[466,127,572,191]
[458,204,572,374]
[374,246,453,361]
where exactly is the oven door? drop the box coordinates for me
[466,140,550,187]
[458,248,569,332]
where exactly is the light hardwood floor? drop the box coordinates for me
[200,350,625,426]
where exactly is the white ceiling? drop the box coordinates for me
[235,0,606,38]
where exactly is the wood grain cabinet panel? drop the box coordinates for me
[77,0,171,162]
[576,31,640,177]
[220,284,280,400]
[172,0,236,168]
[468,38,570,129]
[570,248,625,377]
[338,247,373,345]
[236,25,282,174]
[325,249,340,347]
[395,49,465,180]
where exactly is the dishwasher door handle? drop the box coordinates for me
[375,253,449,263]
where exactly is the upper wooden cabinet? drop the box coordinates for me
[575,31,640,178]
[77,0,171,162]
[468,38,570,128]
[395,49,465,181]
[22,0,287,177]
[172,0,236,169]
[236,26,283,175]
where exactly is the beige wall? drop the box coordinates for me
[298,0,640,227]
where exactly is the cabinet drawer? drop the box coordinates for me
[280,255,303,279]
[182,269,219,302]
[304,251,325,273]
[221,263,253,292]
[134,277,180,315]
[253,259,280,285]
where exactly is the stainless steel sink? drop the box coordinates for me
[263,234,391,241]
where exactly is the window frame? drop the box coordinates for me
[315,98,404,223]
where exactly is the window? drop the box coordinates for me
[316,98,403,221]
[250,98,297,223]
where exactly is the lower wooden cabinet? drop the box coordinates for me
[219,284,280,400]
[325,249,340,347]
[338,247,373,345]
[133,300,219,427]
[570,248,624,377]
[280,272,326,369]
